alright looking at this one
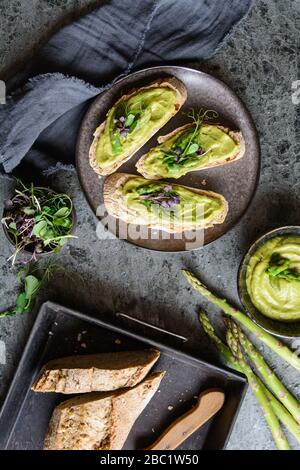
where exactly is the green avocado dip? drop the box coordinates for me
[246,235,300,322]
[121,177,225,228]
[142,124,239,179]
[95,87,177,169]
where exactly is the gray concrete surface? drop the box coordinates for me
[0,0,300,450]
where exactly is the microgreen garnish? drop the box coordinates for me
[1,181,75,265]
[266,253,300,287]
[111,101,143,153]
[138,185,180,209]
[110,128,122,154]
[113,116,131,138]
[162,108,218,169]
[0,263,55,318]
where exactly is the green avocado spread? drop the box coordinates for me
[121,177,224,228]
[142,124,239,179]
[95,87,177,168]
[246,236,300,322]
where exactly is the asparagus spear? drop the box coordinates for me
[226,323,290,450]
[199,310,243,373]
[199,311,300,444]
[182,269,300,372]
[267,390,300,445]
[237,327,300,424]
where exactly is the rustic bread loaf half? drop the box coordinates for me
[44,372,165,450]
[32,349,160,394]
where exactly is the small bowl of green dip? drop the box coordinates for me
[238,226,300,338]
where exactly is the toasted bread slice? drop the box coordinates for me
[136,122,245,179]
[32,349,160,394]
[89,77,187,176]
[103,173,228,233]
[44,372,165,450]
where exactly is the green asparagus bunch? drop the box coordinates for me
[226,320,290,450]
[181,269,300,449]
[198,310,300,449]
[238,327,300,424]
[182,269,300,372]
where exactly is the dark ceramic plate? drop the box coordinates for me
[76,66,260,251]
[238,226,300,338]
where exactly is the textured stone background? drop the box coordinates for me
[0,0,300,450]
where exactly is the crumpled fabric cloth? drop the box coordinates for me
[0,0,252,174]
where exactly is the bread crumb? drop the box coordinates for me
[201,179,207,185]
[81,343,87,348]
[115,338,121,345]
[168,405,173,411]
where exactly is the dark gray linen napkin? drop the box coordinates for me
[0,0,252,174]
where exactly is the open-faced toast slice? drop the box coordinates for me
[31,349,160,394]
[89,77,187,176]
[44,372,165,450]
[103,173,228,233]
[136,122,245,180]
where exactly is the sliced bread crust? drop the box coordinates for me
[44,372,165,450]
[103,172,228,233]
[136,122,245,179]
[89,77,187,176]
[32,349,160,394]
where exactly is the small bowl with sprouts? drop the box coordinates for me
[1,181,76,264]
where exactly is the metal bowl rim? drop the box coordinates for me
[238,225,300,338]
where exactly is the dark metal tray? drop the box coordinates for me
[0,302,247,450]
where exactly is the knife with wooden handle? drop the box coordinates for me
[146,388,225,450]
